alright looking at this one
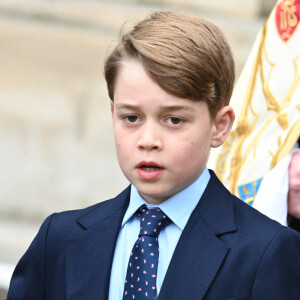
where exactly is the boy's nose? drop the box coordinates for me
[137,123,162,151]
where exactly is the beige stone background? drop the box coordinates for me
[0,0,276,297]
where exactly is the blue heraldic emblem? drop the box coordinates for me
[238,178,263,206]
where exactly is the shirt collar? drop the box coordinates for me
[122,168,210,230]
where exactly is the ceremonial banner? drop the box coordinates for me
[208,0,300,208]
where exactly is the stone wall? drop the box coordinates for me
[110,0,277,17]
[0,0,268,223]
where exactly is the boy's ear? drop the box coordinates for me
[110,100,114,114]
[211,106,235,148]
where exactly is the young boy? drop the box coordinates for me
[6,11,300,300]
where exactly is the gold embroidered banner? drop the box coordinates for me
[208,0,300,205]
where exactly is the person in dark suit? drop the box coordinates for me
[6,11,300,300]
[288,138,300,232]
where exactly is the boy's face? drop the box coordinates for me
[111,59,221,204]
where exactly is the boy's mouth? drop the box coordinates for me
[136,161,164,171]
[136,162,165,180]
[140,166,161,171]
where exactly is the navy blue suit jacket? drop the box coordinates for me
[6,171,300,299]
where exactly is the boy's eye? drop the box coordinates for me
[167,117,183,125]
[124,115,140,123]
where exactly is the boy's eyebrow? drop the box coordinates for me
[115,103,195,112]
[115,104,139,111]
[159,105,195,112]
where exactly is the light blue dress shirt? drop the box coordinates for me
[108,168,210,299]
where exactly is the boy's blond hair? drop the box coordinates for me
[104,11,235,118]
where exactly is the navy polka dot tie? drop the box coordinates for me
[123,205,171,299]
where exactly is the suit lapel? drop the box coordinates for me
[65,187,130,300]
[159,171,237,300]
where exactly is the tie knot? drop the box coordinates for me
[137,205,170,238]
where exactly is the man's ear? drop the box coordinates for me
[211,106,235,148]
[110,100,114,115]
